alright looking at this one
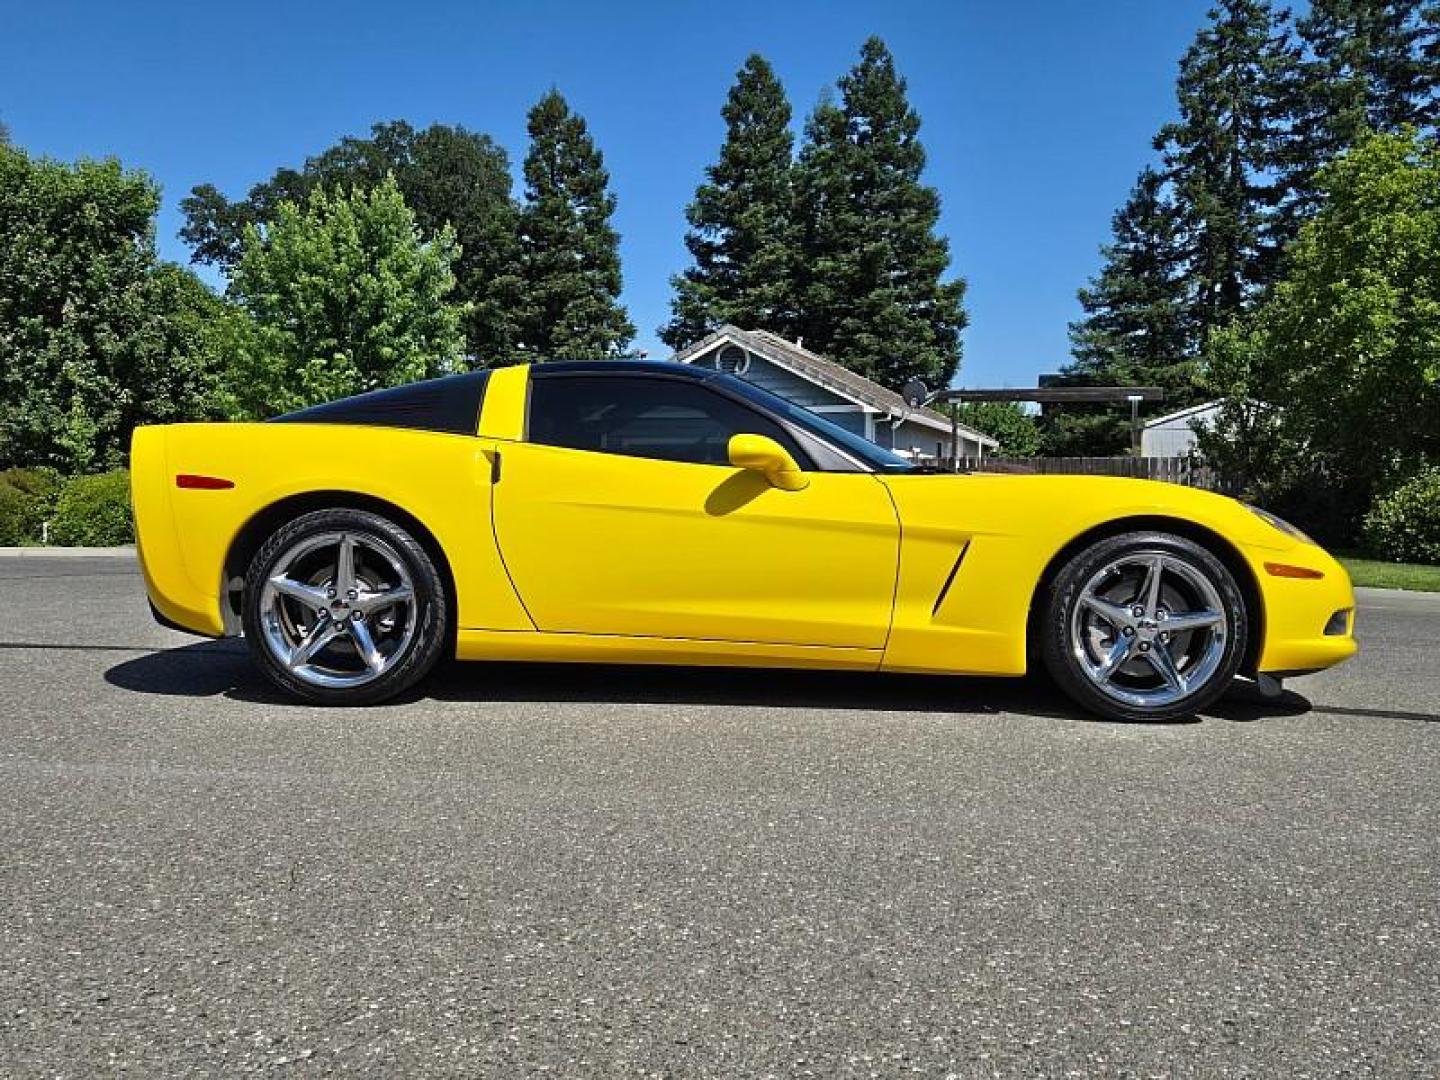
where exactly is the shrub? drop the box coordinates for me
[50,470,134,546]
[1364,468,1440,565]
[0,468,60,545]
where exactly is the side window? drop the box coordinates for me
[528,375,808,467]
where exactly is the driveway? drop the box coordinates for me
[2,555,1437,1076]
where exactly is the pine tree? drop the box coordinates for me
[514,91,634,360]
[794,37,967,390]
[661,55,798,349]
[1276,0,1440,232]
[1157,0,1290,331]
[1049,168,1196,454]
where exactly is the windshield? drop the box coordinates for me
[713,372,919,473]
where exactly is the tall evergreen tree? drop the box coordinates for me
[1049,168,1195,454]
[661,55,798,349]
[1275,0,1440,232]
[794,37,967,390]
[1050,1,1288,454]
[1157,0,1290,329]
[514,91,634,360]
[181,121,521,363]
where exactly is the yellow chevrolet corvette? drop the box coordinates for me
[130,361,1357,719]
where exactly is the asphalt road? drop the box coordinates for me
[1,556,1437,1077]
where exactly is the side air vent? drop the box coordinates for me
[271,371,490,436]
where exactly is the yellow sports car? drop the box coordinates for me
[131,361,1357,720]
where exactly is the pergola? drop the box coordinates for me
[900,381,1166,465]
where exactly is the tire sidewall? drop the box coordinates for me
[241,508,447,705]
[1041,531,1248,722]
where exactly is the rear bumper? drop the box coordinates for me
[131,427,227,638]
[148,598,221,638]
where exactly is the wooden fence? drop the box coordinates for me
[945,456,1218,490]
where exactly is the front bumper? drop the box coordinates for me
[1252,545,1358,675]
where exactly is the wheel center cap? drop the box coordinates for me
[330,600,350,618]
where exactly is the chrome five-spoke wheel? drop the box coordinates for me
[1071,551,1227,710]
[1042,532,1247,721]
[260,531,416,689]
[243,508,447,704]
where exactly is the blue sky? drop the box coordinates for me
[1,0,1213,388]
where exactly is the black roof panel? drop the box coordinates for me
[271,371,490,435]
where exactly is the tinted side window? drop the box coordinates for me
[528,375,807,467]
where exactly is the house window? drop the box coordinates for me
[715,344,751,376]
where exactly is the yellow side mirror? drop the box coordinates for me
[727,433,809,491]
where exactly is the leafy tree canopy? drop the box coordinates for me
[0,145,227,472]
[1198,129,1440,539]
[953,402,1043,457]
[182,121,520,362]
[222,175,467,418]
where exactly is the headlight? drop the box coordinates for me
[1247,505,1315,545]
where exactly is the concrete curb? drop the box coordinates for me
[0,546,136,558]
[1354,585,1440,607]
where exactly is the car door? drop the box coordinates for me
[490,371,900,649]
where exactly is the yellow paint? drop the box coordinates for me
[455,628,880,670]
[727,433,809,491]
[476,364,529,440]
[489,440,898,648]
[132,364,1357,680]
[132,422,532,637]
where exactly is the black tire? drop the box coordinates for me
[241,508,448,705]
[1040,531,1247,722]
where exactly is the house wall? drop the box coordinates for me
[889,418,978,459]
[688,349,836,410]
[686,344,982,457]
[1140,406,1218,457]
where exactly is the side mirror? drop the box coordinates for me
[727,433,809,491]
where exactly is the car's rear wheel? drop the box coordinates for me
[242,508,447,705]
[1040,531,1247,721]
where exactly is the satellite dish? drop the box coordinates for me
[901,378,929,409]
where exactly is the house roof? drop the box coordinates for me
[1142,400,1221,429]
[672,325,998,448]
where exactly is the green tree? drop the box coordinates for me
[182,121,521,362]
[1198,130,1440,539]
[1049,168,1196,454]
[794,37,967,390]
[1158,0,1291,324]
[1275,0,1440,233]
[661,55,799,349]
[0,145,228,471]
[514,91,634,360]
[953,402,1043,457]
[223,176,466,418]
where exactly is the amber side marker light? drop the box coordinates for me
[1264,561,1324,580]
[175,474,235,490]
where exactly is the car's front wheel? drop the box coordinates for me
[1040,531,1247,722]
[242,508,447,705]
